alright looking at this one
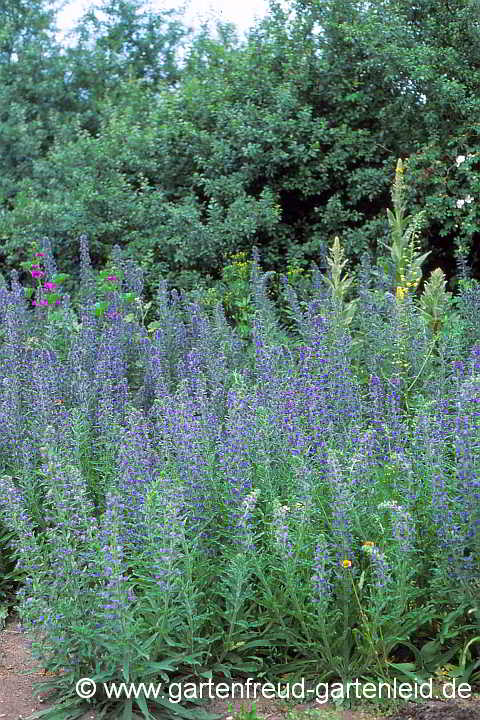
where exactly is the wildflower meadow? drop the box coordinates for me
[1,161,480,719]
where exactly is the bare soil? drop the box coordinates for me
[0,614,96,720]
[0,614,53,720]
[388,699,480,720]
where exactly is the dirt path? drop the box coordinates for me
[0,615,97,720]
[0,614,53,719]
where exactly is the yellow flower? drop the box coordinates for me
[362,541,375,548]
[396,286,406,300]
[342,559,352,569]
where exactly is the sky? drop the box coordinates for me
[56,0,272,44]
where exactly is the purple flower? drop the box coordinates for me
[237,490,259,551]
[44,282,57,291]
[95,492,135,625]
[272,502,293,556]
[31,269,45,279]
[327,453,354,566]
[370,546,392,590]
[78,234,96,306]
[105,309,120,320]
[378,501,414,555]
[140,484,185,592]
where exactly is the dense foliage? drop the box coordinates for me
[2,0,480,298]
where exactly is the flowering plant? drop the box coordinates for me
[406,143,480,271]
[0,234,479,718]
[19,241,69,310]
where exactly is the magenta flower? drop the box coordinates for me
[55,300,61,306]
[35,252,45,257]
[33,299,49,307]
[31,269,45,279]
[44,282,57,291]
[107,275,118,282]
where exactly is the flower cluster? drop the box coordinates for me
[456,154,475,167]
[362,542,391,590]
[272,501,293,556]
[237,489,260,552]
[21,247,67,309]
[312,535,332,604]
[378,500,415,555]
[456,195,474,209]
[395,271,421,301]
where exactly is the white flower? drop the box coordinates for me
[378,500,403,512]
[456,153,475,167]
[457,195,475,208]
[242,489,259,512]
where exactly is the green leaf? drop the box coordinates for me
[94,301,109,317]
[147,321,162,333]
[388,662,425,683]
[121,699,133,719]
[133,693,151,719]
[0,605,7,630]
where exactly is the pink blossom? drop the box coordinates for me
[31,269,45,279]
[107,275,118,282]
[44,282,57,291]
[35,252,45,257]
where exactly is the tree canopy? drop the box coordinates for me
[2,0,480,296]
